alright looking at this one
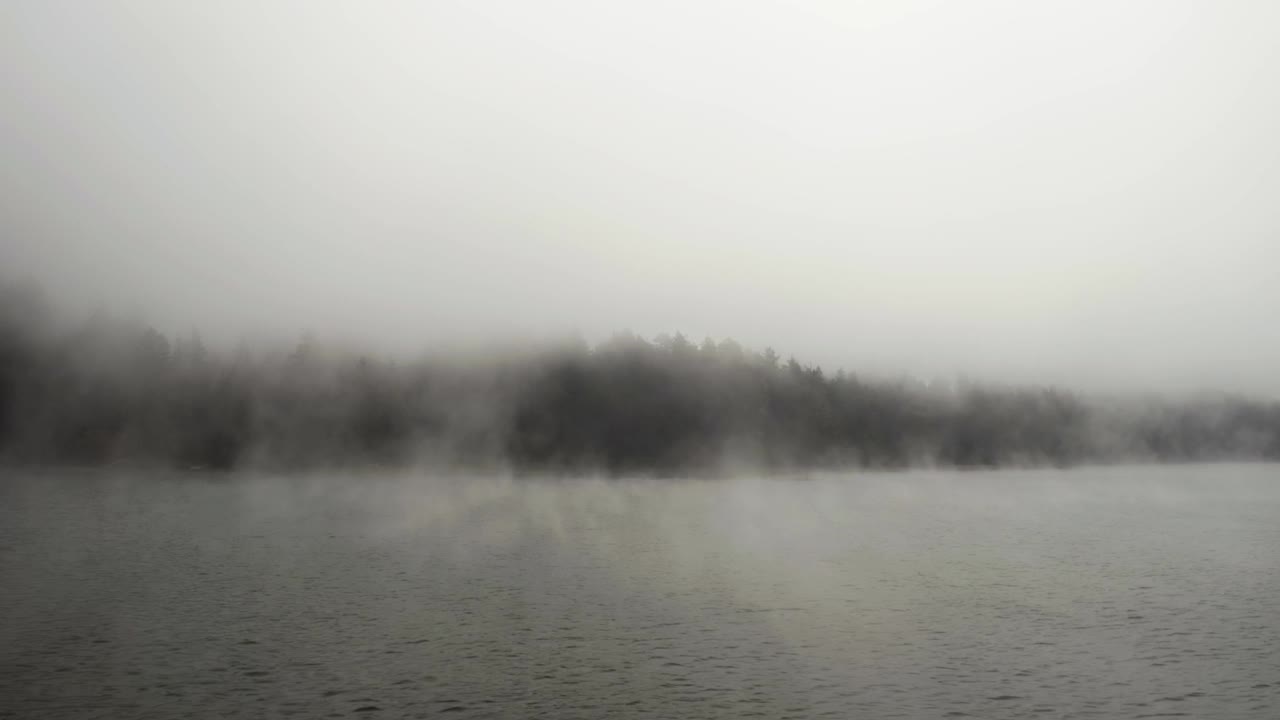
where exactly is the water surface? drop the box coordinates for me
[2,465,1278,719]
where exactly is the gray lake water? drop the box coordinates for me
[2,465,1279,719]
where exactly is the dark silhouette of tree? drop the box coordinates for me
[1,277,1278,476]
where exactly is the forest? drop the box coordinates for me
[2,279,1278,475]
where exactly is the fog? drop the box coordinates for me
[2,1,1278,395]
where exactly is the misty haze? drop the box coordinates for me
[2,2,1278,719]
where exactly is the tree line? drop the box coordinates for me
[2,280,1278,474]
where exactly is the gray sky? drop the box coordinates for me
[2,1,1277,395]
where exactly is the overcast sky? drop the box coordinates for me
[2,1,1277,395]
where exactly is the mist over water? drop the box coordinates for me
[3,465,1278,719]
[3,2,1280,717]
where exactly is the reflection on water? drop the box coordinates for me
[2,465,1279,719]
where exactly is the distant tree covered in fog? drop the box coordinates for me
[1,279,1278,474]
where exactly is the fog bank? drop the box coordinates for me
[2,1,1278,395]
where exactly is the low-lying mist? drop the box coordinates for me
[2,278,1278,476]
